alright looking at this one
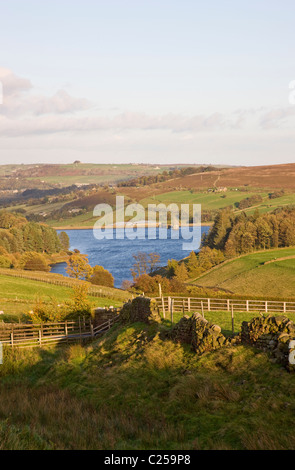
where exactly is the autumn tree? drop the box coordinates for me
[148,252,161,273]
[130,252,161,279]
[69,282,92,318]
[167,259,179,278]
[58,231,70,251]
[89,265,114,287]
[173,262,189,282]
[66,253,92,280]
[19,252,49,272]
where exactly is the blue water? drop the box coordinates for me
[51,227,210,288]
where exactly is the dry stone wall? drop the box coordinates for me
[93,307,120,328]
[240,315,295,370]
[119,296,161,324]
[170,312,232,354]
[98,297,295,371]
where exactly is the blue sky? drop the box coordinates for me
[0,0,294,166]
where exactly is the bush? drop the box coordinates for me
[28,298,67,323]
[0,255,13,268]
[66,283,92,319]
[89,265,114,287]
[18,252,49,272]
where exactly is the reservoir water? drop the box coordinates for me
[51,226,211,288]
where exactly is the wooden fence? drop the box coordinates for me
[155,296,295,317]
[0,314,120,349]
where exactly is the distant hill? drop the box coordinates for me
[119,163,295,200]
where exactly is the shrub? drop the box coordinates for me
[66,283,92,319]
[89,265,114,287]
[0,255,13,268]
[18,252,49,272]
[28,298,67,323]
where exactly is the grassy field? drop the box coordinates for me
[140,189,295,214]
[140,189,266,209]
[1,320,295,449]
[0,273,124,321]
[190,247,295,299]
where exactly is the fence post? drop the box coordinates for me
[39,330,42,347]
[227,299,230,311]
[188,297,191,312]
[246,300,249,312]
[208,298,211,312]
[90,323,94,337]
[265,301,268,313]
[231,305,235,336]
[11,331,14,348]
[201,301,204,318]
[171,298,174,326]
[161,296,166,319]
[65,321,68,336]
[79,317,82,341]
[182,299,185,316]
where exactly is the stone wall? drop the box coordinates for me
[93,307,120,328]
[95,297,295,371]
[240,315,295,370]
[170,312,231,354]
[120,296,161,324]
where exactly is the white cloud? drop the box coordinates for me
[0,68,32,96]
[0,68,91,118]
[0,69,295,141]
[260,107,295,129]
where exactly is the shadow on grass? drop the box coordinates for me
[1,318,295,450]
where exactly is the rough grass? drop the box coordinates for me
[1,320,295,449]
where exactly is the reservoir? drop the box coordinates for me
[51,226,211,288]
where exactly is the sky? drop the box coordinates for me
[0,0,294,166]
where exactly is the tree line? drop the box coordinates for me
[0,210,69,271]
[204,206,295,256]
[117,166,218,188]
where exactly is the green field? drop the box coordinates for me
[140,189,295,214]
[0,274,123,321]
[190,248,295,299]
